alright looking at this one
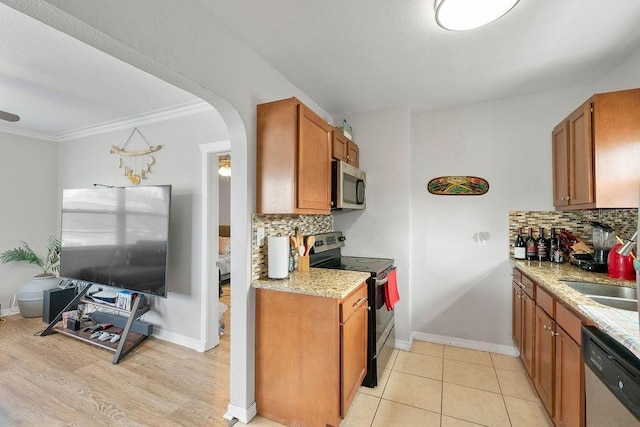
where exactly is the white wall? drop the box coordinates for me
[409,86,596,351]
[405,44,640,352]
[0,132,58,314]
[598,44,640,93]
[333,107,412,345]
[58,110,228,343]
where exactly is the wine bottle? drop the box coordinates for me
[549,228,558,263]
[536,227,548,261]
[525,227,537,261]
[554,235,564,263]
[514,227,526,260]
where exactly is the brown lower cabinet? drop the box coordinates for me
[512,270,535,377]
[255,282,368,427]
[534,305,555,414]
[513,268,585,427]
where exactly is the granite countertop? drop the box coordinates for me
[511,258,639,359]
[252,268,371,299]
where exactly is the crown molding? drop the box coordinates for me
[55,100,214,142]
[0,100,214,142]
[0,125,54,141]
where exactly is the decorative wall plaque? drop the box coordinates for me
[427,176,489,196]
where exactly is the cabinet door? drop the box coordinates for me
[521,292,535,378]
[511,281,522,350]
[552,121,570,207]
[332,131,348,162]
[554,327,584,427]
[347,141,359,168]
[568,102,594,206]
[534,306,555,416]
[297,104,332,212]
[340,288,368,418]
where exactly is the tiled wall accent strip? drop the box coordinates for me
[508,209,638,257]
[251,214,333,280]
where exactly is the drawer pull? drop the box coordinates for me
[352,297,367,307]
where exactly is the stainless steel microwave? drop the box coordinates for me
[331,160,366,210]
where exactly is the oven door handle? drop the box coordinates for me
[375,277,389,286]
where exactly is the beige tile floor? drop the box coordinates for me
[244,340,553,427]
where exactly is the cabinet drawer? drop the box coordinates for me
[521,274,535,298]
[512,268,522,283]
[340,283,368,323]
[537,286,555,317]
[556,303,582,344]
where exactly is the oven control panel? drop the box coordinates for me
[308,232,345,254]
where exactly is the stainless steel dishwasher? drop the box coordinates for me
[582,325,640,426]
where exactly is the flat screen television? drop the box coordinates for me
[60,185,171,298]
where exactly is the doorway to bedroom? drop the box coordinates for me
[218,154,231,337]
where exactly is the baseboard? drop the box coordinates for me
[224,401,257,424]
[412,331,519,356]
[394,336,413,352]
[0,309,19,318]
[152,327,207,352]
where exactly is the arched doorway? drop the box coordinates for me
[2,1,256,423]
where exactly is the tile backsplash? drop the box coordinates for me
[251,214,333,280]
[509,209,638,257]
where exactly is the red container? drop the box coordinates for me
[607,243,636,281]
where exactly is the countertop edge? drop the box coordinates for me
[252,268,371,299]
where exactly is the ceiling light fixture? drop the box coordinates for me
[0,109,20,122]
[218,156,231,177]
[435,0,520,31]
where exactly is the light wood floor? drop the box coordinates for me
[0,286,231,426]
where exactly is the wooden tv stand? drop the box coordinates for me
[41,285,151,364]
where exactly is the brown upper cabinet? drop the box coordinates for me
[257,97,332,214]
[552,88,640,210]
[332,128,359,168]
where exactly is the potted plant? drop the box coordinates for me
[0,235,61,317]
[0,235,61,277]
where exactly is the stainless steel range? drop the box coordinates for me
[308,231,395,388]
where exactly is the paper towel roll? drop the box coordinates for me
[268,236,289,279]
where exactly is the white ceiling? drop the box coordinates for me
[0,3,202,141]
[2,1,640,140]
[200,0,640,116]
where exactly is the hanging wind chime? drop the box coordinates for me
[110,128,162,185]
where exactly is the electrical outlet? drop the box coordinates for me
[256,227,265,247]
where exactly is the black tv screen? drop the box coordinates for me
[60,185,171,298]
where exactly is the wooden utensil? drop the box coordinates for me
[305,236,315,256]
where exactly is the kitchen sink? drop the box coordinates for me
[587,296,638,311]
[562,281,637,311]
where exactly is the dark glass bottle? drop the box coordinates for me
[536,227,549,261]
[553,235,564,263]
[514,227,526,260]
[549,228,558,263]
[525,227,537,261]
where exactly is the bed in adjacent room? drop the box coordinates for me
[218,225,231,294]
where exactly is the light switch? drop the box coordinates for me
[474,232,490,246]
